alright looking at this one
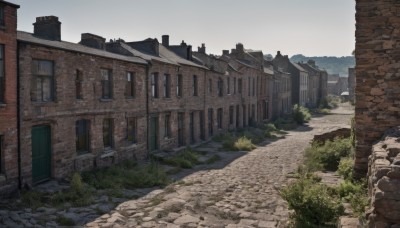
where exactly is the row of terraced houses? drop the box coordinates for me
[0,1,327,196]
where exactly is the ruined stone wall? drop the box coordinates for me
[367,127,400,226]
[355,0,400,178]
[0,2,19,196]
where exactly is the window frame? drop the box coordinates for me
[31,59,55,102]
[217,108,223,129]
[76,119,90,155]
[176,74,183,97]
[227,77,230,95]
[151,73,159,98]
[101,68,112,99]
[103,118,114,149]
[125,72,135,98]
[217,78,223,97]
[75,69,83,100]
[164,114,171,138]
[192,75,198,96]
[127,117,137,143]
[163,74,171,98]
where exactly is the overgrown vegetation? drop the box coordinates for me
[292,104,311,124]
[162,148,201,169]
[81,160,169,190]
[281,136,368,227]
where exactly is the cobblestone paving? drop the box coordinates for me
[86,106,353,228]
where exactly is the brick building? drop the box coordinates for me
[299,60,328,108]
[18,17,148,184]
[0,0,19,196]
[348,67,355,103]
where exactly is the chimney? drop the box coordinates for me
[307,59,316,67]
[231,49,237,54]
[180,40,187,46]
[162,35,169,47]
[222,50,229,55]
[187,45,192,60]
[198,43,206,54]
[80,33,106,50]
[33,16,61,41]
[277,51,281,56]
[236,43,244,53]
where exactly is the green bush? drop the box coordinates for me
[334,180,368,216]
[233,136,256,151]
[292,104,311,124]
[280,175,344,226]
[305,137,353,171]
[337,157,354,180]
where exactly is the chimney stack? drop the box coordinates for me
[187,45,192,60]
[33,16,61,41]
[80,33,106,50]
[162,35,169,47]
[198,43,206,54]
[236,43,244,53]
[222,50,229,55]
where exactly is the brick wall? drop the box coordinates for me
[355,0,400,178]
[0,2,19,196]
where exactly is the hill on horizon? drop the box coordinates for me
[289,54,355,77]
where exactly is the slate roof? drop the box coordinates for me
[290,62,306,72]
[17,31,147,65]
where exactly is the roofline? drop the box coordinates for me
[17,37,148,66]
[0,0,20,8]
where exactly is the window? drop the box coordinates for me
[248,77,251,96]
[217,108,223,129]
[75,70,83,100]
[0,6,4,26]
[229,106,234,125]
[208,108,213,135]
[0,135,2,173]
[217,78,223,97]
[208,79,212,94]
[125,72,135,98]
[227,77,230,94]
[238,79,242,94]
[32,60,54,102]
[163,74,171,98]
[127,117,137,143]
[176,74,183,97]
[101,69,112,99]
[103,118,113,149]
[190,112,195,143]
[192,75,198,96]
[253,78,255,96]
[76,120,90,155]
[0,45,4,103]
[151,73,159,98]
[233,77,236,94]
[164,114,171,138]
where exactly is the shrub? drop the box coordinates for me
[233,136,256,151]
[280,175,344,226]
[163,149,200,168]
[305,137,353,171]
[292,104,311,124]
[337,157,354,180]
[334,180,368,216]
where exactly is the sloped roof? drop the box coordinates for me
[290,62,306,72]
[18,31,147,65]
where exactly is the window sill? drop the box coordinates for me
[99,98,113,102]
[101,149,116,158]
[163,97,172,100]
[125,97,135,100]
[121,143,137,150]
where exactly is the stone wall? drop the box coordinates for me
[367,127,400,226]
[355,0,400,178]
[312,128,350,144]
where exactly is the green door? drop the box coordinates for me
[32,125,51,184]
[149,117,158,151]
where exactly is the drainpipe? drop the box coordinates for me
[16,41,22,190]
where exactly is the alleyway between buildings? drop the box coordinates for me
[86,104,353,228]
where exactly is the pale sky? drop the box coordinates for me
[10,0,356,57]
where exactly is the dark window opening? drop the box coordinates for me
[0,6,4,26]
[177,74,183,97]
[229,106,234,125]
[31,60,54,102]
[164,114,171,138]
[233,77,236,94]
[190,112,195,143]
[125,72,135,98]
[217,108,223,129]
[238,79,242,94]
[227,77,230,94]
[76,120,90,155]
[163,74,171,98]
[217,78,223,97]
[192,75,198,96]
[151,73,159,98]
[127,117,137,143]
[103,118,113,149]
[101,69,112,99]
[208,108,213,136]
[75,70,83,100]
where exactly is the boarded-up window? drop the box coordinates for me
[101,69,112,99]
[0,45,4,103]
[125,72,135,98]
[127,117,137,143]
[75,70,83,99]
[103,118,113,148]
[31,60,54,102]
[76,120,90,155]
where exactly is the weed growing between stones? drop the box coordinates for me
[233,137,256,151]
[162,148,201,168]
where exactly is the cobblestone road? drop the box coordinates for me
[86,106,353,228]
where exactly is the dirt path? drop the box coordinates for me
[86,105,353,228]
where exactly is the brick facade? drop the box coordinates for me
[0,1,19,196]
[354,0,400,178]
